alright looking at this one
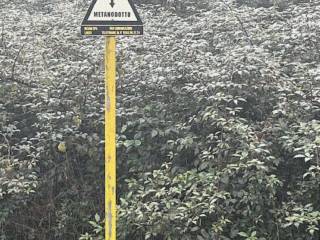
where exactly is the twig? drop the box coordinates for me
[220,0,253,47]
[0,133,11,159]
[58,67,94,99]
[0,73,37,88]
[11,43,26,80]
[1,18,5,49]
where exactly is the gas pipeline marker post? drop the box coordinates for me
[81,1,143,239]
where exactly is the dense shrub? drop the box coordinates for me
[1,0,320,239]
[0,0,104,239]
[116,1,320,239]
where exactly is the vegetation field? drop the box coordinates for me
[1,0,320,239]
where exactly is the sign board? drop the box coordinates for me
[81,0,143,36]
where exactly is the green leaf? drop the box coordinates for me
[151,129,158,138]
[238,232,248,237]
[94,213,100,222]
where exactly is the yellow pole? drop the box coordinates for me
[105,36,116,240]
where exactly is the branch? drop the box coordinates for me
[11,43,26,80]
[1,18,6,49]
[58,67,94,99]
[0,73,37,88]
[220,0,253,47]
[0,133,11,159]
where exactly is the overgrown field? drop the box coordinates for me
[1,0,320,239]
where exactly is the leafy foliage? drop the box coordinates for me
[116,1,320,239]
[1,0,320,239]
[1,0,104,239]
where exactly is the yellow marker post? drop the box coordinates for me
[105,36,116,240]
[81,1,143,239]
